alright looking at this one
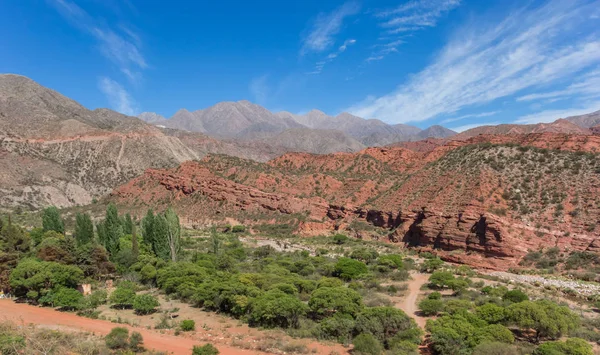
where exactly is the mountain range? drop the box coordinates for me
[137,103,457,148]
[1,73,600,210]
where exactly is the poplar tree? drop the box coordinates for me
[74,213,94,246]
[42,206,64,234]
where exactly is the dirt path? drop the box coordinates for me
[396,273,430,329]
[0,300,344,355]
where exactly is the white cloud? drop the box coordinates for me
[309,38,357,74]
[50,0,146,84]
[517,69,600,102]
[368,0,460,60]
[349,0,600,123]
[249,75,269,104]
[516,101,600,124]
[98,77,139,116]
[301,2,360,54]
[441,111,500,123]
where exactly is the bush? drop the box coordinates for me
[353,333,383,355]
[129,331,144,352]
[334,258,368,280]
[51,287,84,310]
[181,319,196,331]
[192,343,220,355]
[133,294,160,315]
[105,327,130,350]
[533,338,593,355]
[418,298,444,316]
[250,289,308,328]
[231,225,245,233]
[427,292,442,300]
[308,287,362,319]
[473,342,518,355]
[503,289,529,303]
[109,287,136,309]
[333,234,348,245]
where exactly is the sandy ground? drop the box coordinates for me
[395,273,430,329]
[0,299,346,355]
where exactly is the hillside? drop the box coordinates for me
[0,75,283,209]
[112,132,600,270]
[453,119,590,140]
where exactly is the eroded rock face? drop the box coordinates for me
[112,133,600,270]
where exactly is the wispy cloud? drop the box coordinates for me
[49,0,147,84]
[349,0,600,123]
[441,111,500,124]
[368,0,460,61]
[301,2,360,55]
[516,101,600,124]
[249,75,269,104]
[309,39,357,74]
[98,77,139,116]
[517,69,600,102]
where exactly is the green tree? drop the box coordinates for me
[74,213,94,246]
[133,294,160,315]
[42,206,64,234]
[353,333,383,355]
[333,257,368,280]
[473,342,519,355]
[308,286,363,318]
[534,338,593,355]
[109,286,136,309]
[122,213,134,235]
[9,259,83,300]
[354,306,415,347]
[141,209,155,247]
[164,208,181,262]
[192,343,220,355]
[428,271,455,288]
[507,300,580,342]
[333,234,348,245]
[475,303,506,324]
[418,298,444,316]
[131,223,139,261]
[152,213,170,260]
[102,203,123,257]
[249,289,307,328]
[51,287,84,310]
[503,289,529,303]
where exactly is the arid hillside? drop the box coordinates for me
[0,75,283,209]
[112,132,600,269]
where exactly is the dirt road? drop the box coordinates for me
[396,273,430,329]
[0,300,344,355]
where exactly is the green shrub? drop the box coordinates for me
[231,225,245,233]
[473,342,518,355]
[533,338,593,355]
[333,258,368,280]
[133,294,160,315]
[110,287,136,309]
[333,234,348,245]
[418,298,444,316]
[192,343,220,355]
[308,287,362,318]
[181,319,196,331]
[105,327,129,350]
[51,287,84,310]
[353,333,383,355]
[129,331,144,352]
[502,289,529,303]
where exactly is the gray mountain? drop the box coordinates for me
[417,125,457,139]
[264,127,365,154]
[565,110,600,128]
[138,112,167,125]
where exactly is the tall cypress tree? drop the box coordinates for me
[74,213,94,246]
[122,213,134,235]
[141,209,155,248]
[103,203,123,257]
[42,206,64,234]
[131,221,139,261]
[164,208,181,262]
[152,213,170,261]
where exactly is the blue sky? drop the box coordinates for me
[1,0,599,130]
